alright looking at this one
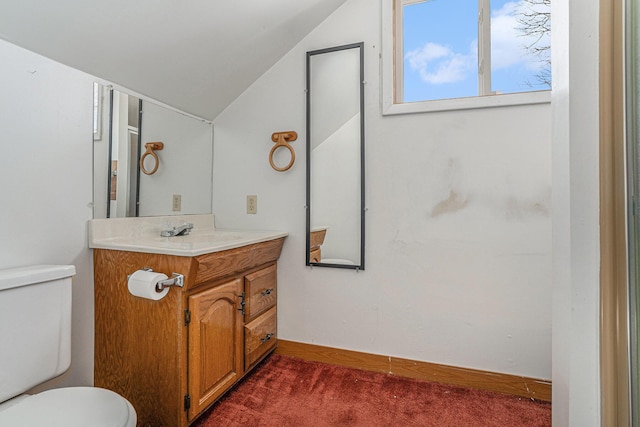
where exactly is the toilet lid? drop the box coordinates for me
[0,387,136,427]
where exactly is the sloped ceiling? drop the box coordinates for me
[0,0,347,120]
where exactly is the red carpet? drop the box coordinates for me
[192,354,551,427]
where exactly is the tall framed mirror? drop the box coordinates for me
[306,42,365,270]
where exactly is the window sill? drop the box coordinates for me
[381,90,551,116]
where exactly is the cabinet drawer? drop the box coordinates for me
[244,264,277,321]
[244,306,277,369]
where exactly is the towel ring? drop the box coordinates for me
[269,131,297,172]
[140,142,164,175]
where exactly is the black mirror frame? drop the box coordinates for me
[305,42,365,270]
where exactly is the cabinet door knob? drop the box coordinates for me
[261,288,274,296]
[260,333,274,343]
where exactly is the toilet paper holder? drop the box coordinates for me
[129,268,185,292]
[156,272,185,292]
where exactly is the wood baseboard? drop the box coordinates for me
[276,340,551,402]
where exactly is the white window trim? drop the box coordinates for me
[478,0,491,96]
[381,0,551,116]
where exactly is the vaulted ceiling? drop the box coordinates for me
[0,0,347,120]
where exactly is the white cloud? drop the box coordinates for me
[405,41,476,85]
[406,42,451,64]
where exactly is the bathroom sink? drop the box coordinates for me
[152,231,247,243]
[88,215,288,256]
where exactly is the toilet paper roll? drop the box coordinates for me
[128,270,170,300]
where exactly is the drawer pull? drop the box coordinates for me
[260,333,274,343]
[261,288,274,296]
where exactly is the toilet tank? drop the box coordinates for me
[0,265,75,403]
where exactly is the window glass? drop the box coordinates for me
[401,0,551,103]
[490,0,551,94]
[403,0,478,102]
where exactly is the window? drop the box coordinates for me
[382,0,551,114]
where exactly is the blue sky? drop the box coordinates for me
[403,0,551,102]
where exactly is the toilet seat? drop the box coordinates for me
[0,387,136,427]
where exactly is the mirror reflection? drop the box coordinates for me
[306,42,365,270]
[93,86,213,218]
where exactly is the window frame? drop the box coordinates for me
[381,0,551,116]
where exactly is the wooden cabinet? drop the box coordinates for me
[187,278,244,420]
[94,237,284,427]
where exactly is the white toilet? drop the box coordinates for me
[0,265,136,427]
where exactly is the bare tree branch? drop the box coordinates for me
[516,0,551,88]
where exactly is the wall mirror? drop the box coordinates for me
[306,42,365,270]
[93,86,213,218]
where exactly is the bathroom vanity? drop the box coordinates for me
[90,215,287,426]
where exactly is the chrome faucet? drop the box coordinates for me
[160,223,194,237]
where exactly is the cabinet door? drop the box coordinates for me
[188,278,244,421]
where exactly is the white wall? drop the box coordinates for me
[0,39,96,389]
[212,0,552,380]
[551,0,602,424]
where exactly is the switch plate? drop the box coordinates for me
[247,195,257,214]
[172,194,181,211]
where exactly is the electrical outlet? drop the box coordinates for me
[172,194,181,212]
[247,195,257,214]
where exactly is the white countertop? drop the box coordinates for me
[89,215,288,257]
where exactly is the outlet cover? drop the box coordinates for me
[247,195,257,214]
[172,194,181,211]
